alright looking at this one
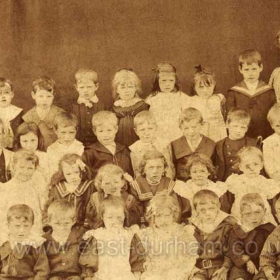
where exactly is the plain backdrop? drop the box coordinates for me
[1,0,280,110]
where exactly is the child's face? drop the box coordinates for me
[154,209,174,228]
[135,121,157,143]
[158,73,176,93]
[117,82,136,101]
[239,154,263,178]
[101,174,123,196]
[0,84,14,108]
[20,132,39,152]
[75,79,98,101]
[103,206,125,229]
[50,214,75,237]
[195,83,215,99]
[62,162,81,186]
[55,125,77,146]
[196,201,219,224]
[7,218,32,242]
[226,120,248,140]
[144,158,165,183]
[94,124,118,146]
[239,62,263,84]
[31,89,54,109]
[181,119,202,140]
[190,162,210,186]
[14,159,36,182]
[271,118,280,135]
[241,204,265,229]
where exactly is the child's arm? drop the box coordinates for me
[263,142,279,180]
[85,194,101,229]
[33,244,50,280]
[130,152,141,178]
[126,194,142,226]
[130,234,145,277]
[162,144,175,179]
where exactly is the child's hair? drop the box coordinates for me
[179,107,203,128]
[193,65,216,87]
[226,107,251,125]
[139,149,168,177]
[50,153,91,186]
[151,62,180,93]
[7,204,34,224]
[12,149,39,170]
[47,200,76,222]
[92,110,118,132]
[145,195,180,224]
[134,110,157,129]
[0,77,13,92]
[239,49,262,68]
[32,76,55,94]
[54,111,78,130]
[236,146,263,169]
[186,153,217,179]
[112,69,142,100]
[240,193,265,213]
[14,122,44,151]
[193,189,220,210]
[267,103,280,126]
[75,68,98,84]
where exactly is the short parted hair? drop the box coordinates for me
[267,103,280,126]
[7,204,34,224]
[179,107,203,128]
[54,111,78,130]
[12,149,39,170]
[193,189,220,210]
[226,107,251,125]
[32,76,55,94]
[236,146,263,167]
[139,149,168,177]
[47,200,76,222]
[240,193,265,213]
[0,77,13,92]
[75,68,98,84]
[134,110,157,129]
[239,49,262,68]
[91,110,118,132]
[112,69,142,100]
[193,65,216,87]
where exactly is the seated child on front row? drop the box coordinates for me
[170,107,216,182]
[0,204,49,280]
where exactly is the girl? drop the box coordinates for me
[146,62,190,143]
[138,195,198,280]
[86,164,141,229]
[44,153,95,227]
[83,196,145,280]
[111,69,149,147]
[189,65,227,142]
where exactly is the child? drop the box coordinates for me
[0,204,49,280]
[82,110,133,178]
[22,76,65,151]
[146,62,191,143]
[190,190,237,280]
[170,107,216,182]
[47,111,84,176]
[43,200,96,280]
[44,154,95,227]
[227,193,275,280]
[86,164,141,229]
[225,147,279,224]
[83,196,145,280]
[263,104,280,180]
[0,77,23,149]
[130,110,174,178]
[189,65,227,142]
[214,108,258,182]
[226,49,276,140]
[139,195,198,280]
[111,68,149,147]
[71,68,105,146]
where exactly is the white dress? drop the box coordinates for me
[269,67,280,102]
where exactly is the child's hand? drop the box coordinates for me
[83,230,95,240]
[246,260,258,274]
[124,172,133,183]
[265,271,277,280]
[211,267,228,280]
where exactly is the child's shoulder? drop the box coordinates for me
[263,133,280,146]
[201,135,216,146]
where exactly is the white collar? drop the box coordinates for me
[0,233,45,248]
[77,95,99,108]
[244,80,259,94]
[114,97,142,107]
[0,105,22,122]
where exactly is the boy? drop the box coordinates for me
[22,76,65,151]
[213,108,258,181]
[226,49,276,140]
[47,111,84,177]
[0,204,49,280]
[170,107,215,181]
[71,68,105,147]
[130,110,174,178]
[43,200,96,280]
[82,110,133,179]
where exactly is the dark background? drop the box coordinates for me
[1,0,280,110]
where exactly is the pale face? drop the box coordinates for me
[195,83,215,99]
[239,62,263,84]
[227,120,249,140]
[20,132,39,152]
[103,206,125,229]
[101,174,123,196]
[196,201,220,224]
[62,162,81,186]
[94,124,118,146]
[50,215,75,237]
[55,126,77,146]
[0,84,14,108]
[190,162,210,186]
[144,158,165,183]
[271,118,280,135]
[31,89,54,110]
[239,153,263,178]
[7,218,32,242]
[158,73,176,93]
[241,204,265,229]
[181,119,202,140]
[117,83,136,101]
[154,209,174,228]
[75,79,98,101]
[14,159,36,182]
[135,121,157,143]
